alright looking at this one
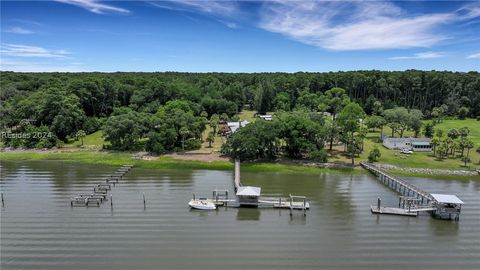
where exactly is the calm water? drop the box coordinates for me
[1,161,479,270]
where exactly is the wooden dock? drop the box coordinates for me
[370,206,418,217]
[70,165,133,207]
[234,159,241,192]
[361,162,434,205]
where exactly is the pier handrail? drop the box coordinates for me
[360,162,435,202]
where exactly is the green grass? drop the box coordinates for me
[0,150,350,175]
[433,118,480,145]
[238,110,257,122]
[65,131,105,149]
[327,118,480,172]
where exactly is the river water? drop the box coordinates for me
[1,161,479,270]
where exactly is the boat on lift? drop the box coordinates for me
[188,197,216,210]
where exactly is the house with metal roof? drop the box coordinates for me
[226,120,250,135]
[382,137,432,152]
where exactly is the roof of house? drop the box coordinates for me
[431,193,464,204]
[236,186,261,197]
[227,120,250,133]
[384,137,432,143]
[412,141,432,146]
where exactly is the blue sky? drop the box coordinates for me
[1,0,479,72]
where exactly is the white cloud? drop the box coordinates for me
[389,51,447,60]
[149,0,239,16]
[56,0,130,14]
[258,1,478,51]
[467,52,480,59]
[4,27,34,34]
[0,43,70,58]
[0,59,88,72]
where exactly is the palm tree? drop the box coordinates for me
[466,140,475,158]
[206,132,215,148]
[179,127,189,151]
[432,137,439,157]
[75,130,86,146]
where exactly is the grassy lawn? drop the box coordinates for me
[198,125,225,153]
[65,131,105,149]
[328,118,480,171]
[0,149,352,175]
[238,110,257,122]
[432,118,480,145]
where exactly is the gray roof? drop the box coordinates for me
[412,141,431,146]
[236,186,261,197]
[431,194,464,204]
[227,120,250,133]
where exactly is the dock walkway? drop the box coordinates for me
[360,162,434,204]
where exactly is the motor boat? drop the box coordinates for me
[188,198,216,210]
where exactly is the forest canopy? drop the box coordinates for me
[1,70,479,154]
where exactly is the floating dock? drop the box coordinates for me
[370,206,418,217]
[361,162,464,221]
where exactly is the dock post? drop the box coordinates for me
[377,197,381,210]
[110,195,113,208]
[143,192,146,207]
[289,195,293,216]
[399,197,402,208]
[303,198,307,216]
[1,193,4,207]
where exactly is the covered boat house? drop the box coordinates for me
[236,186,261,207]
[431,193,464,221]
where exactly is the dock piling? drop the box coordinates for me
[377,197,381,210]
[1,193,4,207]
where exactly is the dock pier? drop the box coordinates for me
[70,165,134,207]
[213,160,310,213]
[361,162,464,220]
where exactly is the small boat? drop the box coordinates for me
[188,198,216,210]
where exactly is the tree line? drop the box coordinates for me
[1,70,479,153]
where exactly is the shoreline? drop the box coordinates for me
[1,149,479,179]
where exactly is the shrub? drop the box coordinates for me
[368,146,381,162]
[184,138,201,150]
[308,149,328,162]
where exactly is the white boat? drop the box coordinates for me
[188,198,216,210]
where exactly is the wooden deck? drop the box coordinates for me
[370,206,418,217]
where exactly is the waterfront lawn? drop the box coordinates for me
[65,131,105,149]
[432,118,480,145]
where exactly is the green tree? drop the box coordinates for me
[364,115,386,133]
[337,102,366,165]
[319,87,350,120]
[103,111,145,150]
[423,122,434,138]
[210,114,220,135]
[75,130,86,146]
[206,131,215,148]
[368,146,381,162]
[458,106,469,120]
[179,127,190,151]
[461,156,471,167]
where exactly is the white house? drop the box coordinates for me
[382,137,432,152]
[226,120,250,134]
